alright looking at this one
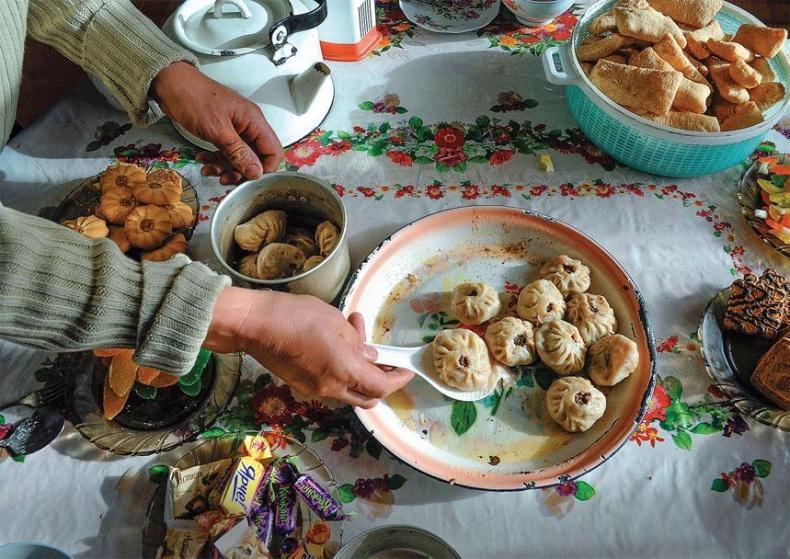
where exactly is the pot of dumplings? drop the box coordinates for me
[210,172,350,303]
[541,0,789,177]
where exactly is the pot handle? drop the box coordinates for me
[269,0,328,48]
[213,0,252,19]
[542,44,583,86]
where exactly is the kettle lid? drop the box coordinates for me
[173,0,290,55]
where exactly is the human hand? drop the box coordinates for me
[204,288,414,408]
[152,62,284,180]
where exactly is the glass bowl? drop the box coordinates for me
[736,155,790,258]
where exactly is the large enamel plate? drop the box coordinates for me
[340,207,656,490]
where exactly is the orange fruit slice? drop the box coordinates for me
[103,379,130,420]
[137,366,161,385]
[108,353,138,396]
[145,371,180,388]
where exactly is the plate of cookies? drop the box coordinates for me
[542,0,789,177]
[340,207,656,490]
[41,163,199,261]
[699,269,790,431]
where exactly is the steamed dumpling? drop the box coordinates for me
[536,320,586,375]
[302,255,325,272]
[234,210,286,252]
[285,229,318,258]
[546,376,606,433]
[238,253,259,278]
[256,243,306,279]
[587,334,639,387]
[432,328,494,391]
[564,292,618,345]
[315,221,340,256]
[451,282,501,325]
[484,317,536,366]
[516,279,565,326]
[538,255,591,296]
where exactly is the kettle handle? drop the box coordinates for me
[269,0,328,49]
[213,0,252,19]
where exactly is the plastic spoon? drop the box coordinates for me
[367,343,498,402]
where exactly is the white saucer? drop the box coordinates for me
[399,0,501,33]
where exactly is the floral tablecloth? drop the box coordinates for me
[1,2,788,557]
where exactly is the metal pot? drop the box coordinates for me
[334,525,461,559]
[210,172,350,303]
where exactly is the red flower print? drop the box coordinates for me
[410,293,444,313]
[251,383,297,426]
[0,423,12,441]
[630,422,665,447]
[387,150,414,167]
[643,384,670,423]
[490,150,514,166]
[657,336,679,353]
[286,140,322,167]
[560,183,579,196]
[596,185,614,198]
[353,126,366,134]
[436,147,467,167]
[553,28,571,41]
[495,133,511,144]
[530,185,548,196]
[426,184,444,199]
[395,185,415,198]
[390,136,404,145]
[731,246,745,257]
[325,140,351,155]
[461,183,480,200]
[333,184,345,197]
[357,187,376,198]
[491,184,511,197]
[556,481,576,497]
[435,127,465,149]
[519,35,540,44]
[556,12,577,26]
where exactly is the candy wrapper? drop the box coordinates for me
[214,519,273,559]
[248,501,274,548]
[166,459,232,522]
[293,475,347,521]
[244,435,272,461]
[156,528,208,559]
[219,456,265,516]
[264,457,298,486]
[272,483,298,535]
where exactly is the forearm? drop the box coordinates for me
[0,207,230,374]
[27,0,197,126]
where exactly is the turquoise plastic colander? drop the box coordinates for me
[541,0,790,177]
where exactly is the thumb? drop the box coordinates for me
[216,129,263,180]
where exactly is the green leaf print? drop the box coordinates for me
[201,427,227,439]
[476,115,490,127]
[672,430,693,450]
[379,123,391,133]
[365,438,383,460]
[752,459,772,478]
[574,481,596,501]
[451,401,477,436]
[311,430,329,443]
[387,474,407,490]
[690,422,720,435]
[395,107,408,114]
[338,484,356,503]
[359,101,375,110]
[710,478,729,492]
[663,376,683,400]
[148,464,169,484]
[414,156,433,165]
[408,117,423,129]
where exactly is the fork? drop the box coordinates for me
[0,379,66,411]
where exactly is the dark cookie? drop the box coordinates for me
[723,269,787,340]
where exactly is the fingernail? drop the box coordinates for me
[244,164,261,178]
[363,345,378,361]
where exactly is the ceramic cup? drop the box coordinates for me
[210,172,351,303]
[502,0,574,25]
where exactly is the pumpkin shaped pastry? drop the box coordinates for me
[62,215,109,239]
[99,187,137,224]
[108,226,132,253]
[99,164,147,194]
[125,205,173,249]
[163,201,194,229]
[141,233,187,262]
[135,169,183,205]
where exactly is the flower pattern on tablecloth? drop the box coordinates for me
[374,0,416,55]
[86,121,132,152]
[337,474,407,519]
[359,94,408,114]
[479,6,580,56]
[538,480,596,518]
[283,117,617,172]
[710,459,771,509]
[491,91,539,113]
[111,143,196,169]
[632,376,749,451]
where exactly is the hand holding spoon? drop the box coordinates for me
[367,343,498,402]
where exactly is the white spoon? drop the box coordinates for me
[367,343,498,402]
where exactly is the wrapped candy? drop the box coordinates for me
[247,502,274,548]
[272,483,298,535]
[219,457,265,516]
[293,475,347,521]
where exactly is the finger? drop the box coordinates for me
[343,388,379,409]
[195,151,219,164]
[348,313,377,361]
[350,363,415,399]
[216,128,263,180]
[200,164,222,177]
[219,171,243,185]
[240,109,284,173]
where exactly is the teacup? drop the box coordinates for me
[502,0,575,26]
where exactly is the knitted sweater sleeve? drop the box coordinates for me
[0,206,230,374]
[26,0,197,127]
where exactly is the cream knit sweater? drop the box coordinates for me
[0,0,230,374]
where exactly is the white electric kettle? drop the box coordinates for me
[163,0,335,148]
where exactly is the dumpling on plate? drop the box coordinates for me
[516,279,565,326]
[256,243,306,279]
[315,220,340,256]
[546,376,606,433]
[587,334,639,387]
[536,320,586,375]
[485,317,537,367]
[432,328,494,391]
[565,292,618,345]
[538,255,591,296]
[451,282,501,325]
[234,209,287,252]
